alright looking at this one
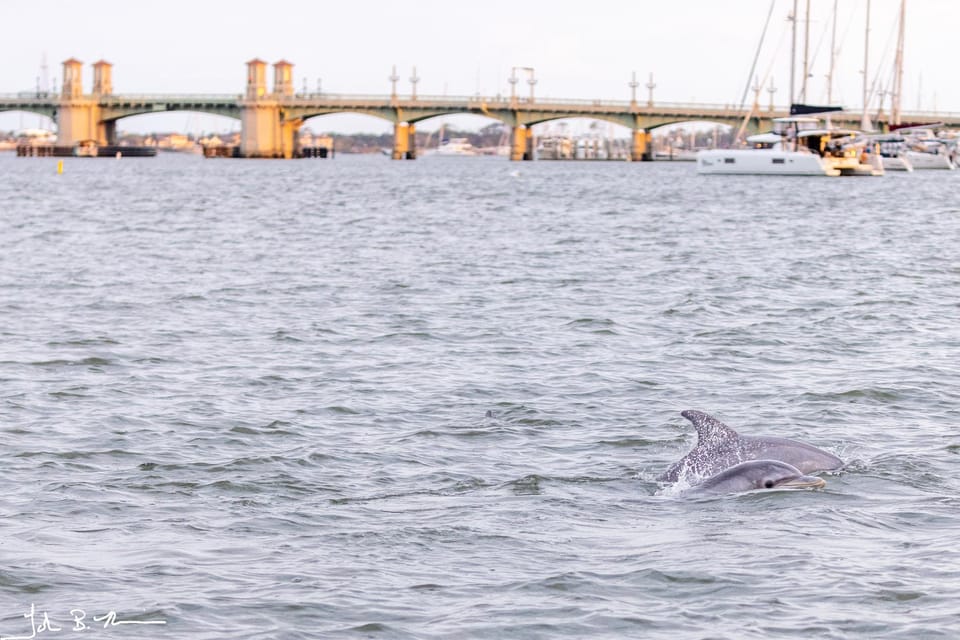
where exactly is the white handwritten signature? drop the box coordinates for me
[1,604,166,639]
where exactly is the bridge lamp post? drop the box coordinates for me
[316,78,322,96]
[751,75,762,112]
[646,72,656,107]
[516,67,534,103]
[767,77,777,113]
[509,67,535,104]
[410,66,420,100]
[389,65,399,102]
[629,71,639,109]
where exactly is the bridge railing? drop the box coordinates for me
[0,92,61,101]
[282,93,742,111]
[98,94,243,102]
[0,91,740,112]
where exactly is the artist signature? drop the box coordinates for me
[1,604,166,639]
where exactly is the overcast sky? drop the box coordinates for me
[1,0,956,134]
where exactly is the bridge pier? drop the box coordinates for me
[510,125,533,161]
[98,120,117,145]
[631,129,652,162]
[240,101,283,158]
[392,122,416,159]
[279,119,301,159]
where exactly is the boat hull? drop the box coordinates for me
[829,155,884,176]
[881,155,913,172]
[905,150,955,170]
[696,149,839,176]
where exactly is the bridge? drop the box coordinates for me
[3,58,960,160]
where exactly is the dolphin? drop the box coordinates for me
[684,460,827,496]
[659,410,843,483]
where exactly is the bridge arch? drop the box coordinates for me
[0,105,58,121]
[523,113,633,130]
[290,109,394,126]
[100,106,240,123]
[103,110,241,130]
[642,118,746,132]
[0,108,57,130]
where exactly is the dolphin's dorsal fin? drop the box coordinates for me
[681,410,739,448]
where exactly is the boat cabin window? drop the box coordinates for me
[772,158,785,164]
[723,158,735,164]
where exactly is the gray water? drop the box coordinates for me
[1,152,959,639]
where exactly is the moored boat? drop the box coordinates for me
[872,137,913,172]
[697,113,881,177]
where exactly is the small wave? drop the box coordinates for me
[45,336,120,347]
[566,317,619,334]
[484,403,565,428]
[597,437,663,448]
[798,387,906,403]
[503,474,543,495]
[322,405,363,415]
[48,387,91,399]
[30,357,114,367]
[271,330,304,343]
[229,420,298,436]
[373,331,439,342]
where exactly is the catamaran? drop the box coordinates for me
[697,109,883,177]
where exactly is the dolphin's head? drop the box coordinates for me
[743,460,827,490]
[689,459,827,495]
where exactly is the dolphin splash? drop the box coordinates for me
[659,410,843,483]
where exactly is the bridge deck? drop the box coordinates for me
[3,92,959,128]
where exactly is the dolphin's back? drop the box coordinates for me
[659,410,843,483]
[739,434,843,475]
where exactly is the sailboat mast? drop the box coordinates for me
[801,0,811,102]
[861,0,872,130]
[789,0,798,105]
[826,0,837,128]
[827,0,837,104]
[892,0,906,126]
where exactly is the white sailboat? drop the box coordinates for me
[902,130,956,170]
[873,136,914,171]
[697,114,881,177]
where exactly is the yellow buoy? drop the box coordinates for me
[57,160,63,175]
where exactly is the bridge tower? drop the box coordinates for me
[92,60,113,95]
[62,58,83,98]
[240,59,279,158]
[92,60,116,144]
[273,60,294,97]
[56,58,103,147]
[274,60,301,158]
[239,59,300,158]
